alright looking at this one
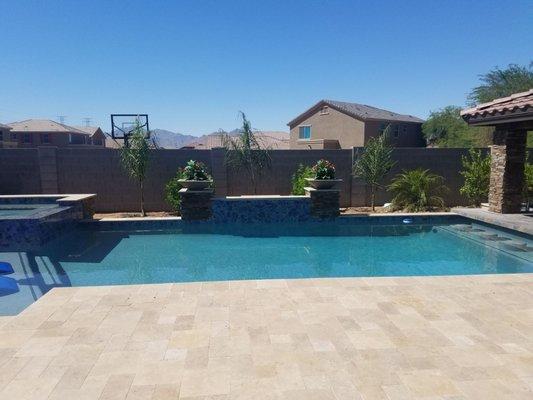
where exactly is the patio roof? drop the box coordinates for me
[460,89,533,126]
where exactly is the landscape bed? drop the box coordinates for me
[0,215,531,315]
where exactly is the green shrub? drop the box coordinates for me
[388,168,447,212]
[291,164,314,195]
[165,169,185,212]
[459,148,491,206]
[524,162,533,206]
[182,160,211,181]
[312,159,335,179]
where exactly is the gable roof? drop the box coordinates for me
[461,89,533,125]
[0,123,12,130]
[7,119,91,135]
[288,99,424,127]
[181,131,290,150]
[72,126,103,137]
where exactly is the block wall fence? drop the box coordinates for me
[2,147,528,213]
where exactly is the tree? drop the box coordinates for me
[467,62,533,147]
[352,129,396,210]
[388,169,447,212]
[422,106,492,148]
[223,112,271,194]
[467,63,533,105]
[460,148,491,207]
[120,123,151,216]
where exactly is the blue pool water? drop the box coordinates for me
[0,219,531,315]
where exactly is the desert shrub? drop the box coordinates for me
[165,169,185,212]
[312,159,335,179]
[388,168,447,212]
[291,164,314,195]
[460,148,491,206]
[524,162,533,207]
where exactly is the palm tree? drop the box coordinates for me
[223,112,271,194]
[120,122,151,216]
[388,168,447,212]
[353,128,396,210]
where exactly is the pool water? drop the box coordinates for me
[0,220,531,315]
[0,204,59,218]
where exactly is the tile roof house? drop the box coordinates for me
[287,100,425,149]
[5,119,106,148]
[181,131,290,150]
[0,123,15,148]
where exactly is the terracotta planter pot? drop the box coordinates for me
[178,179,213,190]
[305,178,342,190]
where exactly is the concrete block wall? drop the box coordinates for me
[350,148,496,207]
[226,150,353,207]
[2,147,530,212]
[0,148,41,194]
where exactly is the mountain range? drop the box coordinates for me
[150,128,289,149]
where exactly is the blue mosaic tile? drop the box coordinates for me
[211,198,311,223]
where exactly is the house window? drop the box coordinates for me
[93,138,103,146]
[11,132,17,140]
[41,133,50,144]
[69,134,85,144]
[379,123,388,135]
[0,131,3,141]
[320,106,329,115]
[22,133,32,143]
[298,126,311,139]
[393,125,400,138]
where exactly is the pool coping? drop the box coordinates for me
[452,207,533,236]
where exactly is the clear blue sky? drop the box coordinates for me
[1,0,531,136]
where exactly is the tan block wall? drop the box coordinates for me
[289,108,365,149]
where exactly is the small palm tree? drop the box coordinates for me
[120,122,151,216]
[223,112,271,194]
[388,168,447,212]
[353,129,396,210]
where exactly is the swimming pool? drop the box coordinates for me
[0,216,531,315]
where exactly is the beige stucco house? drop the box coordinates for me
[288,100,425,149]
[5,120,106,148]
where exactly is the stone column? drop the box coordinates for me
[489,129,527,213]
[305,187,340,218]
[179,188,213,221]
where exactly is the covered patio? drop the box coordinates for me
[461,89,533,213]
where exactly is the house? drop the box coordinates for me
[72,126,106,146]
[287,100,425,149]
[0,124,16,148]
[5,119,106,148]
[180,131,290,149]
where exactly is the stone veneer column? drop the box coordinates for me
[489,129,527,213]
[179,188,214,221]
[305,187,340,218]
[37,146,59,194]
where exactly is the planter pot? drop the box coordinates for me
[178,179,213,190]
[305,178,342,190]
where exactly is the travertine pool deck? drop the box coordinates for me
[0,275,531,399]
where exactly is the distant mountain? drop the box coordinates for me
[151,129,196,149]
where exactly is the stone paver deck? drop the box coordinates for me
[0,275,532,399]
[452,207,533,236]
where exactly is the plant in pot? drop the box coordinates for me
[305,159,342,189]
[178,160,213,190]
